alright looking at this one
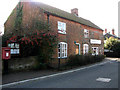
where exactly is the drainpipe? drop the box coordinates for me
[74,41,81,55]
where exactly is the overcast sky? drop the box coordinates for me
[0,0,119,36]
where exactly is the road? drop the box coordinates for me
[3,60,118,88]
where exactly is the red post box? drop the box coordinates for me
[2,47,11,60]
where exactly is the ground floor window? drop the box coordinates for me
[58,42,67,58]
[92,47,99,55]
[83,44,89,54]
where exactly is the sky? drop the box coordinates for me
[0,0,119,36]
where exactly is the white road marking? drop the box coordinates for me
[1,61,110,88]
[96,77,111,82]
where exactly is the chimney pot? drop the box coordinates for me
[112,29,115,35]
[105,29,107,33]
[71,8,78,16]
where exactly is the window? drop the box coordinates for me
[8,43,20,55]
[92,47,99,55]
[83,44,89,54]
[84,29,89,38]
[58,42,67,58]
[58,21,66,34]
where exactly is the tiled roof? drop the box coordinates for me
[104,33,120,40]
[32,2,103,30]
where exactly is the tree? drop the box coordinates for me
[104,37,120,57]
[112,41,120,55]
[104,37,118,51]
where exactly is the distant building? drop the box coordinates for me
[104,29,120,52]
[104,29,120,42]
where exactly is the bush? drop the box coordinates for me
[32,56,48,70]
[104,52,120,58]
[33,63,47,70]
[67,54,105,67]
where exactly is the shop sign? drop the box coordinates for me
[90,39,101,44]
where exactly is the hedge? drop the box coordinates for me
[67,54,105,67]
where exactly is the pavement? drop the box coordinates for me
[2,57,119,87]
[105,57,120,61]
[2,69,59,85]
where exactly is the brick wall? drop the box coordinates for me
[4,2,45,35]
[46,15,84,67]
[47,14,104,56]
[81,24,104,55]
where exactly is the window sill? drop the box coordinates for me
[58,31,66,34]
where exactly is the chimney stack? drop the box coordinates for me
[112,29,115,35]
[105,29,107,33]
[71,8,78,16]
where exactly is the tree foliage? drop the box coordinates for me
[112,41,120,53]
[104,37,120,57]
[7,31,58,59]
[104,37,118,50]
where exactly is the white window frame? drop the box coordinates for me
[92,47,99,55]
[83,44,89,54]
[58,42,67,58]
[58,21,66,34]
[84,29,89,38]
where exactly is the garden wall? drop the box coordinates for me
[5,56,38,72]
[3,56,68,72]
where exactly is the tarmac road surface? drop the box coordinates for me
[3,60,118,88]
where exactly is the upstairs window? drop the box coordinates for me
[83,44,89,54]
[58,42,67,58]
[58,21,66,34]
[84,29,89,38]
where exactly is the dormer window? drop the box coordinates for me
[58,21,66,34]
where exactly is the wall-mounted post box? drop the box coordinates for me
[2,47,11,60]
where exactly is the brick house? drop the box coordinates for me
[4,1,104,67]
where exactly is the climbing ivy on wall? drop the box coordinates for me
[14,2,23,36]
[2,2,23,46]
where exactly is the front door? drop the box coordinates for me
[76,46,79,54]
